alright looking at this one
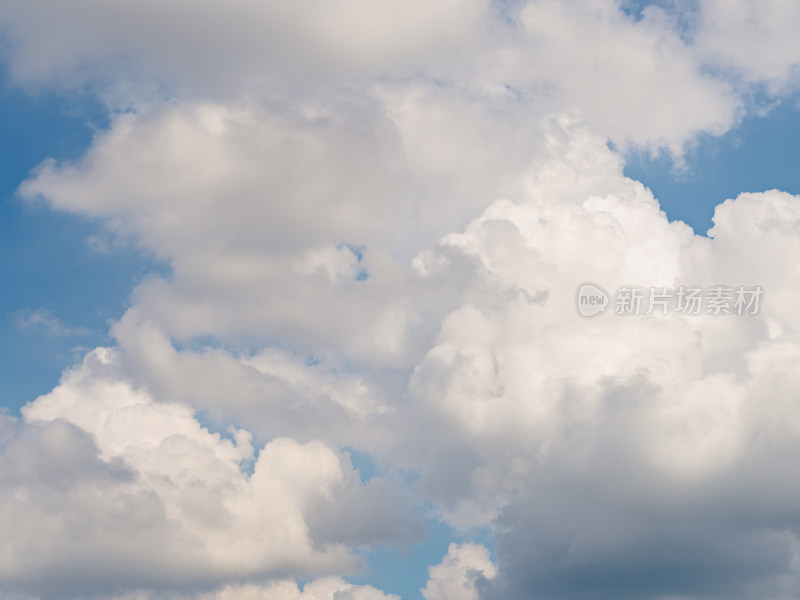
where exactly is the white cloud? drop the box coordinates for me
[102,309,398,452]
[13,110,800,598]
[0,0,490,95]
[196,577,399,600]
[422,543,496,600]
[4,2,800,599]
[696,0,800,91]
[0,346,419,598]
[0,0,770,152]
[20,101,429,367]
[504,0,740,152]
[402,126,800,598]
[11,100,800,599]
[21,577,399,600]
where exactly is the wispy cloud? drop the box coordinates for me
[14,308,90,337]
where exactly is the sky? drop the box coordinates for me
[1,1,800,600]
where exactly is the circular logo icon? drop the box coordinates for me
[576,282,609,318]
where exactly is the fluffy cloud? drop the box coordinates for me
[19,101,432,367]
[0,0,489,94]
[404,126,800,598]
[499,0,740,152]
[422,543,496,600]
[14,578,399,600]
[0,0,772,151]
[696,0,800,90]
[0,347,419,599]
[4,2,800,600]
[99,577,399,600]
[194,578,399,600]
[14,107,800,599]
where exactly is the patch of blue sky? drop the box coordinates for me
[351,516,468,600]
[344,446,380,483]
[0,67,167,414]
[623,96,800,235]
[337,448,495,599]
[345,446,497,600]
[340,242,370,281]
[620,0,700,36]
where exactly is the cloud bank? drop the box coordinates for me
[3,1,800,599]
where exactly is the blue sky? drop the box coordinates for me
[0,70,166,414]
[3,3,800,600]
[0,72,107,410]
[624,97,800,234]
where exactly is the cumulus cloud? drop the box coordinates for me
[0,0,779,151]
[696,0,800,91]
[422,543,496,600]
[4,1,800,600]
[403,126,800,598]
[0,0,490,94]
[19,101,431,367]
[13,108,800,599]
[17,578,399,600]
[500,0,740,152]
[0,347,419,599]
[192,577,400,600]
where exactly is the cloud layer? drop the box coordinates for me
[3,1,800,599]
